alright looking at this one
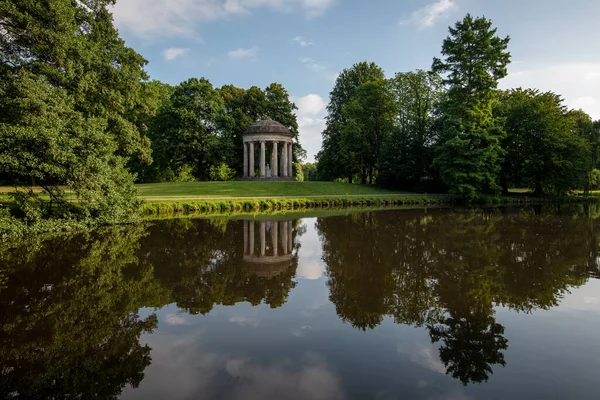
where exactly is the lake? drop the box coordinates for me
[1,206,600,399]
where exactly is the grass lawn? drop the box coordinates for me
[136,181,411,199]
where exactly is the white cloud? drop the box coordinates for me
[293,36,314,46]
[111,0,337,40]
[162,47,190,61]
[500,62,600,120]
[298,116,326,162]
[300,0,337,18]
[291,94,327,162]
[400,0,456,28]
[293,94,327,116]
[299,57,326,72]
[228,45,259,60]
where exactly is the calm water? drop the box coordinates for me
[2,207,600,399]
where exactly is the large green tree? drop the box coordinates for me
[496,89,591,195]
[432,14,511,200]
[149,78,227,181]
[0,0,153,223]
[379,70,444,190]
[340,79,395,184]
[317,62,385,182]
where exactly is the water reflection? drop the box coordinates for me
[0,208,599,399]
[317,208,597,385]
[0,218,302,399]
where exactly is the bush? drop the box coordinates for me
[209,163,236,182]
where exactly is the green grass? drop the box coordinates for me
[139,195,449,216]
[136,181,411,198]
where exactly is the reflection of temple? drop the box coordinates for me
[243,220,296,278]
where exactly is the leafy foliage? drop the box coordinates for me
[496,89,591,195]
[317,62,386,182]
[379,70,444,190]
[432,14,511,200]
[0,0,151,224]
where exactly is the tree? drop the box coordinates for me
[569,110,599,194]
[218,83,302,177]
[0,0,154,222]
[379,70,444,190]
[149,78,226,181]
[318,62,385,182]
[496,89,591,195]
[340,80,395,184]
[302,163,318,181]
[432,14,511,200]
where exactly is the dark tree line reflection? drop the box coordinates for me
[0,218,301,399]
[1,207,599,398]
[316,206,600,385]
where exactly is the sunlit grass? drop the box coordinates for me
[136,181,412,198]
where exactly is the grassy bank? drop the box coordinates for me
[140,195,448,216]
[135,181,408,198]
[140,193,596,217]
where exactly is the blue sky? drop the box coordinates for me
[111,0,600,161]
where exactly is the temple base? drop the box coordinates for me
[240,176,296,181]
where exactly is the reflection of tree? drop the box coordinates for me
[429,312,508,386]
[0,218,301,398]
[322,213,395,330]
[0,225,161,399]
[317,207,600,385]
[139,218,300,314]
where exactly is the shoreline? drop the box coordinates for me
[139,194,597,216]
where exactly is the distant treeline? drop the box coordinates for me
[0,0,304,232]
[314,15,600,199]
[135,80,304,183]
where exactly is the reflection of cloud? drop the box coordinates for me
[397,345,446,374]
[291,325,313,337]
[165,313,188,325]
[430,392,473,400]
[296,219,326,278]
[229,316,260,328]
[121,333,221,399]
[226,358,344,400]
[297,259,326,280]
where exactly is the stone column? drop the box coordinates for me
[243,143,248,178]
[288,141,293,178]
[249,220,255,255]
[272,221,279,256]
[272,142,278,178]
[288,220,293,253]
[260,141,266,178]
[282,142,288,177]
[249,142,255,178]
[243,220,248,254]
[281,221,288,255]
[260,221,266,256]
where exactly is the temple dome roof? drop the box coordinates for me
[243,119,292,137]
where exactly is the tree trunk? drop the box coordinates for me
[361,167,366,184]
[534,175,543,197]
